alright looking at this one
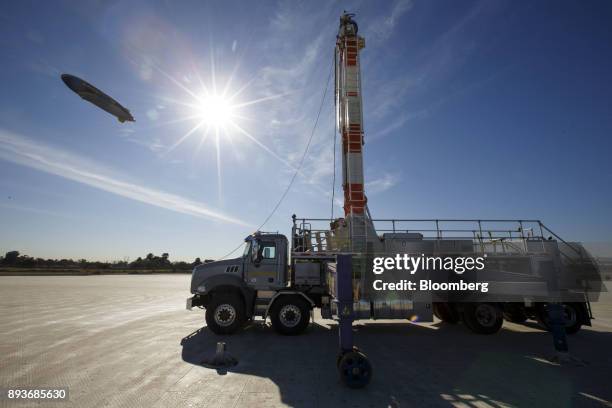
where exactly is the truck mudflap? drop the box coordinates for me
[186,296,194,311]
[578,301,592,326]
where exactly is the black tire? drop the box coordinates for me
[461,303,503,335]
[338,350,372,389]
[205,293,245,335]
[503,303,528,323]
[270,295,310,335]
[433,302,460,324]
[536,303,582,334]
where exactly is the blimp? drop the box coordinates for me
[61,74,135,123]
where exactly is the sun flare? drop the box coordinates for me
[195,94,235,128]
[153,58,289,202]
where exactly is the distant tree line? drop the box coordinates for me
[0,251,214,270]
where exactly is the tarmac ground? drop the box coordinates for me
[1,275,611,407]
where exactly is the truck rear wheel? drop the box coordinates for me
[536,303,583,334]
[503,303,528,323]
[270,295,310,335]
[462,303,503,335]
[205,293,245,335]
[433,302,460,324]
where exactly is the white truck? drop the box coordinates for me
[187,216,597,336]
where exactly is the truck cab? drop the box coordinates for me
[187,232,317,335]
[189,233,288,295]
[242,233,289,289]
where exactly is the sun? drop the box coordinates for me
[195,94,235,128]
[152,59,290,202]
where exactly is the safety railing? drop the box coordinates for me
[290,216,584,261]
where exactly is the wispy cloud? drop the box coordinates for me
[247,2,411,201]
[366,172,400,194]
[369,61,518,141]
[27,58,61,78]
[116,127,172,157]
[369,75,422,120]
[0,202,76,219]
[366,0,414,44]
[369,105,431,141]
[367,0,507,140]
[0,130,249,226]
[242,2,339,196]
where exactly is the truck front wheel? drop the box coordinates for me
[270,296,311,335]
[205,293,245,335]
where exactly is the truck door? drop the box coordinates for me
[246,239,281,289]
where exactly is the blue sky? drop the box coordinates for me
[1,0,611,261]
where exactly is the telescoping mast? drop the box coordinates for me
[335,13,373,254]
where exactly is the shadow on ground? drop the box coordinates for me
[181,320,612,407]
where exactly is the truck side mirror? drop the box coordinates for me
[251,240,262,267]
[254,248,263,267]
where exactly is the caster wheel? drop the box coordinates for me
[336,346,360,367]
[337,350,372,388]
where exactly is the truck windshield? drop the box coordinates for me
[242,241,251,257]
